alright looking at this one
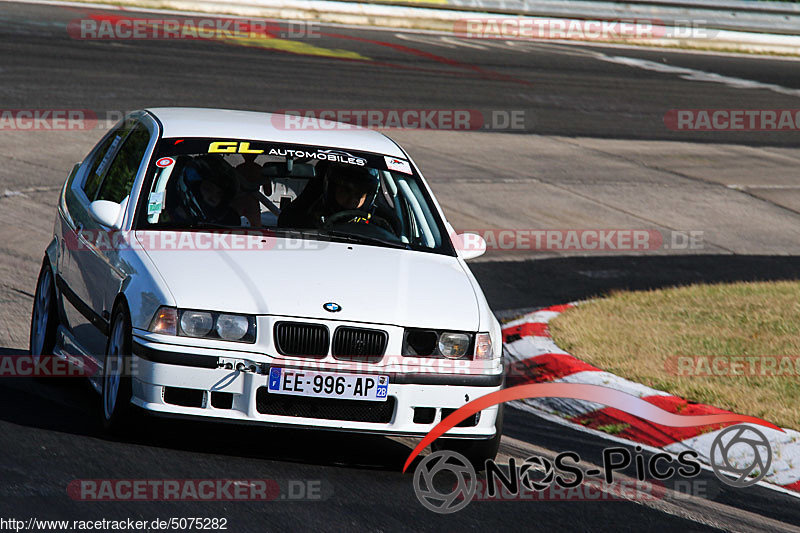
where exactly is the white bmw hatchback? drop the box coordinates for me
[29,108,503,463]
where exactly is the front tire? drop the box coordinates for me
[432,404,504,470]
[29,260,59,360]
[101,306,135,433]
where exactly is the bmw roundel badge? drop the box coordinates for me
[323,302,342,313]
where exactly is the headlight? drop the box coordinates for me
[438,332,471,359]
[403,329,439,356]
[216,314,250,341]
[474,332,493,360]
[180,311,214,337]
[149,307,256,343]
[403,329,475,358]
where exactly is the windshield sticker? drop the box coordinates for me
[268,148,366,166]
[147,191,165,215]
[208,141,263,154]
[155,157,175,168]
[206,141,366,166]
[385,156,412,174]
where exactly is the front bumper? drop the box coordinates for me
[130,336,503,438]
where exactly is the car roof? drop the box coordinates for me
[145,107,406,158]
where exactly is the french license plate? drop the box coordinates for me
[267,368,389,402]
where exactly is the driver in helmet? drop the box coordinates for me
[323,164,379,217]
[278,163,381,229]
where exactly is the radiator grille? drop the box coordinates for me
[332,327,388,362]
[274,322,329,357]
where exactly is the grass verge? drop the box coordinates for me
[549,281,800,429]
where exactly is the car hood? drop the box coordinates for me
[136,232,480,330]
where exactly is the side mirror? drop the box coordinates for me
[455,232,487,260]
[88,200,122,229]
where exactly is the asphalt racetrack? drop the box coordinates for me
[0,1,800,531]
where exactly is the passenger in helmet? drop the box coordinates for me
[169,156,241,226]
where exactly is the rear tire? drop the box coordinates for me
[432,404,504,470]
[29,260,59,360]
[101,305,135,433]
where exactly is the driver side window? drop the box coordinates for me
[96,123,150,204]
[82,126,126,201]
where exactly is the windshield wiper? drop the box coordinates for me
[319,230,409,250]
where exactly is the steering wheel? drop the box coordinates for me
[322,210,397,234]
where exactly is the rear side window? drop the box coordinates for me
[96,124,150,204]
[82,128,125,201]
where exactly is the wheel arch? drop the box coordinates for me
[111,292,132,324]
[43,238,58,276]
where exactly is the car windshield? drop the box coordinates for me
[136,138,453,254]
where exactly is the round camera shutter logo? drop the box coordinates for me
[519,456,554,491]
[710,424,772,488]
[413,451,477,514]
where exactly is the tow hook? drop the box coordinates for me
[217,358,259,374]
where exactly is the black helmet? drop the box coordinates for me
[322,163,380,212]
[177,155,238,221]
